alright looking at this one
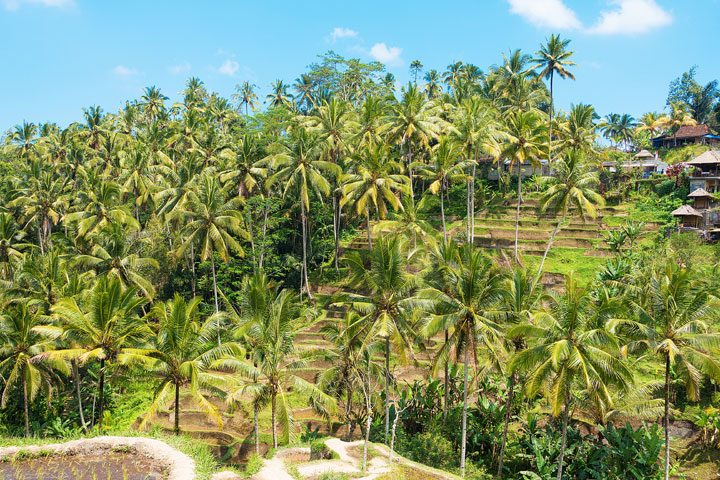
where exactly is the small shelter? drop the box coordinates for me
[671,204,703,229]
[688,187,715,209]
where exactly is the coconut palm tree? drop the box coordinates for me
[423,70,443,100]
[64,181,139,239]
[536,150,604,278]
[534,35,576,162]
[654,101,698,147]
[0,213,30,280]
[233,81,259,116]
[264,127,340,298]
[414,137,471,241]
[51,277,149,430]
[173,173,248,341]
[139,86,169,123]
[266,80,293,109]
[0,301,66,436]
[608,262,720,480]
[420,244,505,477]
[496,109,548,261]
[343,236,420,444]
[141,295,237,434]
[556,103,598,152]
[216,287,335,448]
[510,275,632,480]
[341,143,410,248]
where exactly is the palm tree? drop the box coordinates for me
[609,262,720,480]
[420,245,505,477]
[266,80,293,109]
[510,275,632,480]
[496,109,548,261]
[141,295,236,434]
[655,102,697,147]
[139,86,168,123]
[496,267,543,477]
[423,70,443,99]
[51,277,149,430]
[233,82,259,116]
[0,301,66,437]
[264,127,340,298]
[0,213,29,280]
[409,60,424,84]
[557,103,598,152]
[173,173,248,341]
[216,287,336,448]
[343,236,419,444]
[536,150,604,277]
[64,181,139,239]
[373,195,436,250]
[414,137,471,241]
[535,35,576,162]
[293,74,317,113]
[341,144,410,248]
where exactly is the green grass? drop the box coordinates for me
[525,247,606,284]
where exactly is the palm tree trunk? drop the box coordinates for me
[549,71,554,164]
[384,336,390,444]
[664,353,671,480]
[271,392,278,449]
[537,211,567,280]
[346,381,353,439]
[174,380,180,435]
[443,329,449,423]
[259,200,270,270]
[556,389,571,480]
[440,184,447,242]
[514,172,522,262]
[461,345,469,477]
[366,209,373,249]
[362,355,372,472]
[497,373,516,478]
[300,203,313,299]
[98,359,106,430]
[389,406,401,463]
[254,402,260,455]
[333,192,340,272]
[471,161,476,243]
[190,244,196,297]
[72,360,88,433]
[23,373,30,437]
[211,255,221,346]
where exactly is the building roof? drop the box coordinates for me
[633,149,654,159]
[686,150,720,165]
[688,188,714,198]
[671,205,703,217]
[674,124,712,139]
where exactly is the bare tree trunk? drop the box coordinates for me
[97,359,106,431]
[497,373,516,478]
[271,392,278,449]
[389,407,401,463]
[460,346,469,477]
[190,244,196,297]
[254,402,260,455]
[72,360,88,433]
[514,173,522,262]
[384,337,390,444]
[211,255,221,346]
[549,71,554,164]
[346,381,354,439]
[366,209,373,249]
[333,193,340,272]
[362,356,372,473]
[174,381,180,435]
[556,389,571,480]
[258,201,270,270]
[536,211,567,280]
[23,374,30,437]
[300,203,313,299]
[664,353,671,480]
[440,184,447,242]
[443,329,449,423]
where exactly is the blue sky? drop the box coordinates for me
[1,0,719,128]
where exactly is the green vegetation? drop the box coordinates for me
[0,36,720,480]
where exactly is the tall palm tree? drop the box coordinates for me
[536,150,604,277]
[233,81,259,116]
[556,103,598,152]
[216,287,335,448]
[343,236,419,444]
[0,213,29,280]
[534,35,576,162]
[51,277,149,430]
[423,70,443,99]
[510,275,632,480]
[420,245,505,477]
[609,262,720,480]
[0,301,66,437]
[414,137,471,241]
[139,86,169,123]
[64,181,139,239]
[496,109,548,261]
[341,144,409,248]
[141,295,236,434]
[293,74,317,113]
[264,128,340,298]
[266,80,293,109]
[173,173,248,341]
[655,101,698,147]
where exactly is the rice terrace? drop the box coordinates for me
[1,1,720,479]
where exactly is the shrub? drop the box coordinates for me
[245,453,264,476]
[309,439,335,460]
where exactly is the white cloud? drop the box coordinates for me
[330,27,358,42]
[112,65,139,78]
[169,62,191,75]
[218,59,240,76]
[507,0,582,30]
[3,0,73,10]
[587,0,672,35]
[369,43,403,67]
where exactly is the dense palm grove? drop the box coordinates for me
[1,36,720,480]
